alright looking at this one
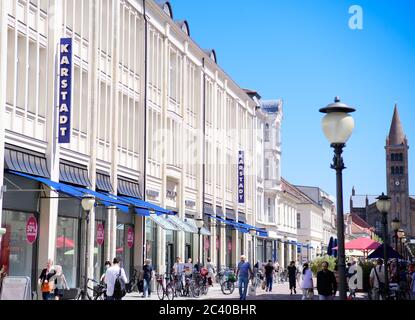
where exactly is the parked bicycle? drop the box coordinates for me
[76,277,106,300]
[126,268,138,293]
[155,273,175,300]
[220,269,236,295]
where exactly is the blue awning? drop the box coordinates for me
[72,186,132,214]
[207,214,252,234]
[9,171,85,198]
[9,171,150,216]
[119,196,174,216]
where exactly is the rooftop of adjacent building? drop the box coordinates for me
[348,213,374,230]
[281,178,319,206]
[293,185,335,206]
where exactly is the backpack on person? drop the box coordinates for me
[113,269,126,299]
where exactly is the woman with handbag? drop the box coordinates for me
[301,263,314,300]
[49,265,68,300]
[38,259,56,300]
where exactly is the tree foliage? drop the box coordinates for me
[310,255,337,276]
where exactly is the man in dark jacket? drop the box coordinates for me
[317,261,337,300]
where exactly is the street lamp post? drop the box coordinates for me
[81,195,95,300]
[249,229,256,264]
[319,96,356,300]
[195,219,204,268]
[376,193,391,295]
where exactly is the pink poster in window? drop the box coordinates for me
[96,223,104,246]
[216,236,220,249]
[26,216,38,244]
[127,227,134,248]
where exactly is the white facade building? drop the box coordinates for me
[295,186,336,255]
[246,91,284,265]
[0,0,259,295]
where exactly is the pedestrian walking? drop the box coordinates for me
[369,258,386,300]
[49,265,68,300]
[38,259,56,300]
[316,261,337,300]
[205,257,216,286]
[301,263,314,300]
[264,260,275,292]
[100,261,112,283]
[104,257,128,300]
[287,261,297,295]
[142,259,153,298]
[274,262,280,283]
[236,255,253,300]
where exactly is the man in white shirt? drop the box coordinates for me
[369,258,385,300]
[105,257,128,300]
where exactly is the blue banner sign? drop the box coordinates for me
[238,151,244,203]
[58,38,72,143]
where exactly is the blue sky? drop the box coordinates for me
[170,0,415,211]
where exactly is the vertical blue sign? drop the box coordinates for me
[238,151,244,203]
[58,38,72,144]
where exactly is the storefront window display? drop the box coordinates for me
[116,210,134,277]
[165,229,177,274]
[256,239,264,263]
[184,232,193,261]
[0,211,38,281]
[145,218,157,270]
[265,240,273,262]
[56,216,79,288]
[1,173,40,291]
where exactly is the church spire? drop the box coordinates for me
[388,104,406,145]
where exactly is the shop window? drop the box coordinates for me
[145,218,157,269]
[0,211,38,282]
[56,216,80,288]
[116,223,133,276]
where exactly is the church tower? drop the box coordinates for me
[385,105,411,237]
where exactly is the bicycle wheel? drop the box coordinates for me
[94,291,105,300]
[175,280,184,297]
[165,283,175,301]
[190,282,201,298]
[157,282,165,300]
[202,284,209,295]
[221,281,234,295]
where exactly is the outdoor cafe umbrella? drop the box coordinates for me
[333,239,338,258]
[327,237,334,256]
[64,247,99,255]
[367,243,403,260]
[332,237,381,258]
[56,236,75,248]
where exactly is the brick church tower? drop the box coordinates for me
[385,105,413,237]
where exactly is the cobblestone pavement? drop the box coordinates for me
[124,281,367,301]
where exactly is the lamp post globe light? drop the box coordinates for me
[195,219,204,267]
[81,195,95,300]
[376,192,391,295]
[249,229,256,264]
[320,96,355,300]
